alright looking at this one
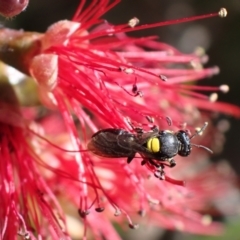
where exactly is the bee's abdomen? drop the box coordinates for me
[88,129,136,158]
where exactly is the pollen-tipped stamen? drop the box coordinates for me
[76,8,227,41]
[190,122,208,139]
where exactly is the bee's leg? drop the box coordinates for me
[141,158,165,180]
[167,158,176,168]
[141,158,159,167]
[146,158,175,168]
[154,164,165,180]
[141,159,147,165]
[127,154,136,164]
[148,158,161,168]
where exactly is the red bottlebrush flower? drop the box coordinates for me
[0,1,239,239]
[0,79,70,239]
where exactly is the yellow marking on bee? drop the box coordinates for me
[147,137,160,153]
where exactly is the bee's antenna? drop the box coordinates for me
[191,143,213,154]
[190,122,208,140]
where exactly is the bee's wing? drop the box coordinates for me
[88,129,136,158]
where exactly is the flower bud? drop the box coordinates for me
[0,0,29,17]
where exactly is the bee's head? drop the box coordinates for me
[176,122,213,157]
[176,130,191,157]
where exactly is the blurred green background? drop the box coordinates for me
[2,0,240,239]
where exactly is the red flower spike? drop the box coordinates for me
[0,0,29,17]
[0,119,70,239]
[0,1,239,239]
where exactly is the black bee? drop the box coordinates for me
[87,122,212,169]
